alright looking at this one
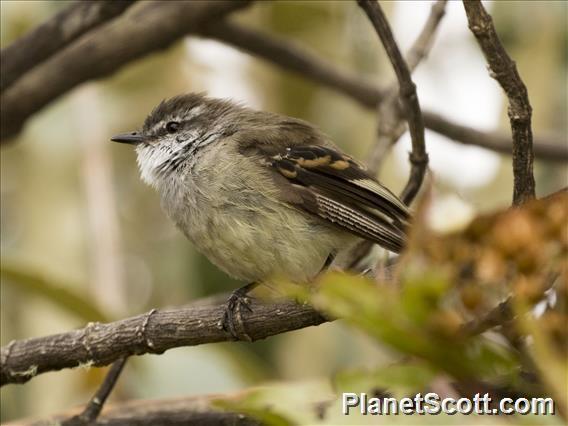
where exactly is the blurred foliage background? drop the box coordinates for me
[0,0,566,423]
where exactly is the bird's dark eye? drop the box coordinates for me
[166,121,180,133]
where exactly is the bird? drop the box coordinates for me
[111,93,411,339]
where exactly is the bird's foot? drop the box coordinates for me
[220,283,257,341]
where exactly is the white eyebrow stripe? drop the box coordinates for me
[149,105,205,135]
[190,105,204,116]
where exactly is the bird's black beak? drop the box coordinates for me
[111,131,144,145]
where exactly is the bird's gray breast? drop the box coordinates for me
[156,142,343,282]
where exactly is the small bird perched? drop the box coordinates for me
[112,93,410,338]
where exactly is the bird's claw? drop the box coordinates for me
[221,289,254,341]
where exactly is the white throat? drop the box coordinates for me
[135,144,173,188]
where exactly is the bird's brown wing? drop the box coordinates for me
[268,145,410,253]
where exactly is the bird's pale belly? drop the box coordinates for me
[181,200,348,283]
[157,144,352,284]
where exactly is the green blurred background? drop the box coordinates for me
[1,1,566,422]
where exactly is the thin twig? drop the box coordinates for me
[405,0,448,71]
[0,298,327,386]
[368,0,447,175]
[351,0,446,271]
[460,271,559,338]
[62,357,128,425]
[463,1,535,205]
[461,298,514,337]
[197,20,385,108]
[422,111,564,160]
[357,0,428,205]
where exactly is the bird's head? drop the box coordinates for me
[111,93,240,186]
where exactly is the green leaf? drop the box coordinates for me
[310,272,517,381]
[214,400,294,426]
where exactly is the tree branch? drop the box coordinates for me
[198,20,566,163]
[367,0,447,176]
[0,0,251,140]
[16,393,260,426]
[197,20,385,109]
[422,111,565,160]
[0,298,327,386]
[461,298,514,337]
[1,4,565,165]
[3,190,564,388]
[463,1,536,205]
[0,0,136,91]
[357,0,428,205]
[461,275,557,339]
[352,1,446,270]
[404,0,447,71]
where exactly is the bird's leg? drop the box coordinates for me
[221,282,259,341]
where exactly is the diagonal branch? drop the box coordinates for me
[197,20,385,109]
[0,297,327,386]
[463,1,535,205]
[461,271,559,338]
[461,298,514,337]
[0,0,251,140]
[0,0,136,91]
[198,20,566,163]
[62,357,129,425]
[357,0,428,205]
[351,0,446,271]
[404,0,448,71]
[421,111,563,160]
[368,0,447,175]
